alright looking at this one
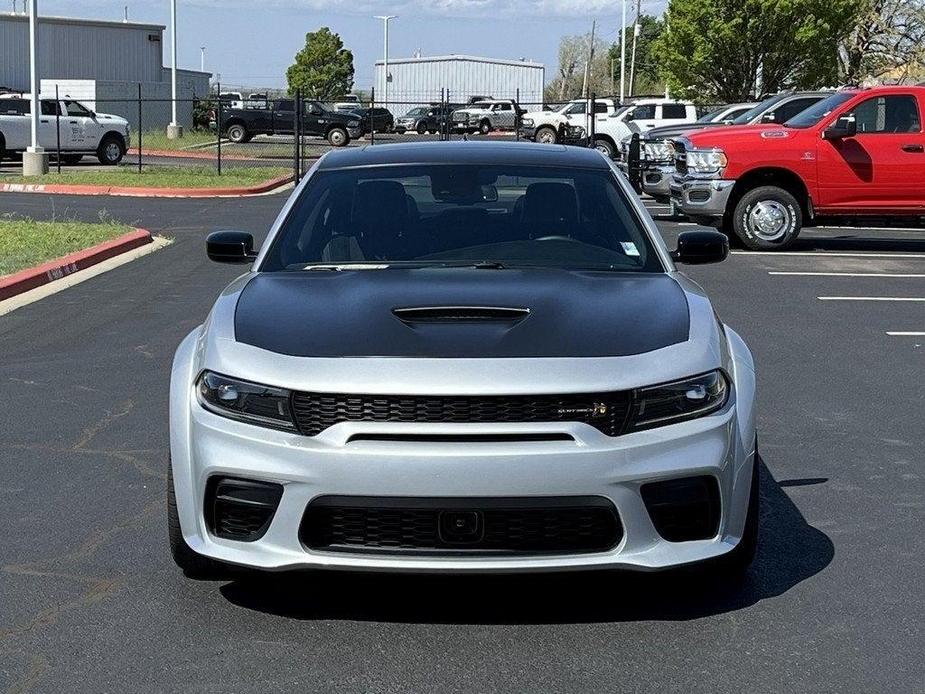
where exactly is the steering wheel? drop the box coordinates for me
[533,235,573,242]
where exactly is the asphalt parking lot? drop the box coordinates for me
[1,191,923,692]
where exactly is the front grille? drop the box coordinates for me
[290,390,633,437]
[301,496,623,555]
[674,140,688,175]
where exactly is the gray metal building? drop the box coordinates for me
[374,55,545,108]
[1,11,210,129]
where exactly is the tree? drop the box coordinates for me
[286,27,354,100]
[545,32,615,103]
[654,0,857,102]
[839,0,925,84]
[608,14,666,97]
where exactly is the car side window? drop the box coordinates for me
[850,95,921,134]
[772,98,820,123]
[662,104,687,119]
[1,100,29,115]
[632,104,656,120]
[278,100,295,111]
[64,100,93,117]
[593,102,609,114]
[40,100,61,116]
[566,102,587,115]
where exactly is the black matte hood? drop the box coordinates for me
[233,269,690,358]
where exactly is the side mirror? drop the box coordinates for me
[206,230,258,264]
[480,184,499,202]
[823,115,857,140]
[670,230,729,265]
[624,111,635,121]
[760,112,777,124]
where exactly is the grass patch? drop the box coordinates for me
[136,129,220,151]
[2,166,291,189]
[0,217,134,276]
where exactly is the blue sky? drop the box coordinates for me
[37,0,664,89]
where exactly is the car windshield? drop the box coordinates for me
[784,92,855,129]
[262,163,662,273]
[697,107,724,123]
[405,108,427,116]
[732,94,788,124]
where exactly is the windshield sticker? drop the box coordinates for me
[621,242,640,257]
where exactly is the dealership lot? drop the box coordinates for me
[0,192,923,692]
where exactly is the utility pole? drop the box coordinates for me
[581,19,596,99]
[167,0,182,138]
[619,0,627,103]
[629,0,641,96]
[375,16,397,106]
[23,0,47,175]
[200,45,206,72]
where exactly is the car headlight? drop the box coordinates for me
[196,371,295,430]
[629,371,729,430]
[686,149,727,175]
[521,118,534,127]
[644,141,674,162]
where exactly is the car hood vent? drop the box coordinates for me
[392,306,531,323]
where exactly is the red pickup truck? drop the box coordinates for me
[670,86,925,250]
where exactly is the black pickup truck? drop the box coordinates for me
[212,99,364,146]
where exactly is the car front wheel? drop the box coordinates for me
[96,134,125,165]
[226,123,249,143]
[535,126,557,144]
[732,185,802,250]
[594,137,615,158]
[479,120,492,135]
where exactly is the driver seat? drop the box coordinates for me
[520,182,580,238]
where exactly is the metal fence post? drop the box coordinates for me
[55,84,61,173]
[588,92,596,148]
[628,132,642,193]
[443,88,449,141]
[515,88,520,141]
[137,83,142,174]
[369,87,375,146]
[293,88,301,184]
[216,82,222,176]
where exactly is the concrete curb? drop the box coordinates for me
[0,174,294,198]
[0,228,153,301]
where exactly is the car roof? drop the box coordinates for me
[317,141,612,170]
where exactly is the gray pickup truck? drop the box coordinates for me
[451,99,521,135]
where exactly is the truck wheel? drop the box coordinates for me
[327,127,349,147]
[0,134,5,161]
[732,185,802,251]
[535,126,557,144]
[96,134,125,165]
[594,137,615,158]
[416,122,428,135]
[226,123,248,143]
[479,120,492,135]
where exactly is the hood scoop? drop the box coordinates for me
[392,306,531,324]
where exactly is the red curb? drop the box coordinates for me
[0,228,153,302]
[0,174,294,198]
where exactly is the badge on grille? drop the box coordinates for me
[557,403,608,418]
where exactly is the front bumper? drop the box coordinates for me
[670,176,736,219]
[171,388,755,574]
[641,164,675,201]
[347,127,363,138]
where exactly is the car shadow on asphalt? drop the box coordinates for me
[219,456,834,624]
[785,235,925,254]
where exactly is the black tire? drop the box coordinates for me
[96,134,125,165]
[416,122,428,135]
[0,133,6,161]
[594,137,616,158]
[327,126,349,147]
[167,458,231,580]
[732,185,802,251]
[238,133,253,144]
[479,120,492,135]
[535,126,558,144]
[226,123,249,143]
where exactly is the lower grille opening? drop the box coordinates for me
[641,476,721,542]
[206,477,284,542]
[301,496,622,555]
[345,433,575,444]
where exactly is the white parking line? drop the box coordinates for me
[818,296,925,302]
[770,271,925,278]
[886,331,925,336]
[733,251,925,258]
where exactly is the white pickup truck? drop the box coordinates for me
[0,95,131,165]
[519,98,620,144]
[592,98,697,158]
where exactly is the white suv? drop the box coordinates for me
[593,98,697,158]
[0,95,131,165]
[519,98,620,144]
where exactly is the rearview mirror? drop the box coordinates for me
[670,230,729,265]
[207,230,258,264]
[823,115,857,140]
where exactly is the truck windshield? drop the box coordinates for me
[783,92,855,128]
[731,94,788,124]
[262,164,662,273]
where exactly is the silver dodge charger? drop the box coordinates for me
[169,141,758,578]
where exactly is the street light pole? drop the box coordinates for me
[200,45,205,73]
[167,0,183,138]
[23,0,47,175]
[619,0,627,103]
[374,15,397,107]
